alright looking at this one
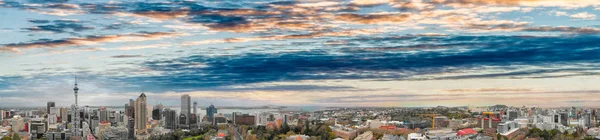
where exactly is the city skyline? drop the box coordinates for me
[2,0,600,107]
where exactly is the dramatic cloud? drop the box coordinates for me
[3,0,600,106]
[111,54,143,58]
[1,32,185,52]
[335,12,412,24]
[22,21,94,34]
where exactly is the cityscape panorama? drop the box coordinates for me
[2,0,600,140]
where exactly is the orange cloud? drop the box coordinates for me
[1,32,184,52]
[444,88,533,93]
[335,12,412,24]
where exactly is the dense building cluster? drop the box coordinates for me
[1,81,600,140]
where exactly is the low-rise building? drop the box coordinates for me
[287,135,310,140]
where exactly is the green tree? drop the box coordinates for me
[1,136,11,140]
[11,134,20,140]
[280,122,290,134]
[303,122,312,135]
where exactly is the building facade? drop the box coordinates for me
[134,93,147,134]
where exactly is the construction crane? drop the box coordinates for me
[417,114,441,129]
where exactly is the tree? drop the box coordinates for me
[11,134,19,140]
[245,134,259,140]
[280,122,290,134]
[1,136,11,140]
[303,122,312,135]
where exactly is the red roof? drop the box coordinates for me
[457,128,478,136]
[218,133,226,137]
[379,125,396,130]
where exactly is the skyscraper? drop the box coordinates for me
[206,104,217,125]
[181,94,191,125]
[152,108,162,120]
[99,107,108,122]
[147,105,153,121]
[124,104,131,118]
[60,108,68,123]
[164,109,177,129]
[135,93,147,134]
[47,102,55,115]
[193,102,198,115]
[129,99,135,118]
[128,118,134,139]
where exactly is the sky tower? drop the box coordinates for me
[73,77,79,106]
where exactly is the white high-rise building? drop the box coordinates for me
[147,105,153,121]
[135,93,148,134]
[82,122,90,140]
[11,115,25,132]
[48,114,58,124]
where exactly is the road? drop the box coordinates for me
[230,124,244,140]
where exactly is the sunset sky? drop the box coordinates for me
[1,0,600,107]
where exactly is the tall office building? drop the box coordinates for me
[135,93,147,134]
[179,114,188,129]
[124,104,131,118]
[152,108,162,120]
[193,102,198,115]
[206,104,217,125]
[99,107,108,122]
[128,118,135,139]
[147,105,153,121]
[181,94,191,125]
[129,99,135,118]
[60,108,68,123]
[47,102,55,115]
[164,109,177,129]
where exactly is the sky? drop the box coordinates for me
[1,0,600,107]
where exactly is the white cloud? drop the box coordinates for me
[351,0,388,6]
[570,12,597,20]
[553,11,569,16]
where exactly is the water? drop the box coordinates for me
[105,107,278,120]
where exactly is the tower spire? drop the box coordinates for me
[73,76,79,106]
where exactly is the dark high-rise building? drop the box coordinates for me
[560,112,569,126]
[181,94,191,125]
[178,114,188,129]
[206,104,217,125]
[152,108,162,120]
[193,102,198,115]
[164,109,177,129]
[124,104,131,117]
[232,112,237,124]
[129,99,135,118]
[190,114,197,125]
[128,118,134,139]
[47,102,55,115]
[508,111,518,121]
